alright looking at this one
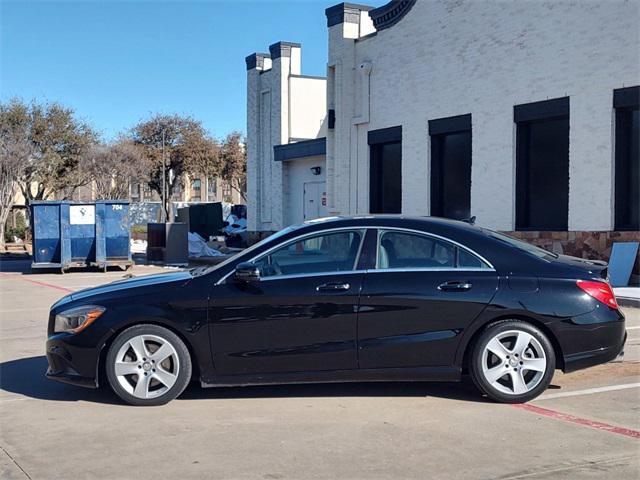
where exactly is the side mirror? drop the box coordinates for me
[234,262,260,283]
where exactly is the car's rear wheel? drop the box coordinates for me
[470,320,555,403]
[106,324,192,406]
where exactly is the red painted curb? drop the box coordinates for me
[512,403,640,439]
[0,273,74,294]
[22,278,74,293]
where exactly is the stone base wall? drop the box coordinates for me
[506,230,640,275]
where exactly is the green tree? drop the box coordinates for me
[130,114,217,220]
[1,99,97,208]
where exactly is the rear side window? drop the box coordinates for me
[377,230,491,270]
[458,248,487,268]
[482,229,557,259]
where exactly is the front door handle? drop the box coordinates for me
[316,282,350,292]
[438,281,472,292]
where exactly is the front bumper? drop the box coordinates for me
[46,336,100,389]
[46,368,98,388]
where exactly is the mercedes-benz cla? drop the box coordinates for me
[46,216,626,406]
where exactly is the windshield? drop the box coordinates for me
[482,229,558,259]
[189,224,304,277]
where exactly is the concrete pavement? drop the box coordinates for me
[1,261,638,479]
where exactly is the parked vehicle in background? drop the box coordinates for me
[45,216,626,405]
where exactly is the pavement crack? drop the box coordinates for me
[0,445,32,480]
[495,455,637,479]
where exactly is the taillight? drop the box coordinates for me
[576,280,619,309]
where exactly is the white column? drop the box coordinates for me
[568,93,614,231]
[470,107,516,231]
[245,52,270,232]
[268,42,300,230]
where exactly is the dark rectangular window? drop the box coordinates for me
[515,98,570,231]
[369,126,402,214]
[614,86,640,231]
[429,114,472,220]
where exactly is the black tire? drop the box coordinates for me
[106,324,192,406]
[470,320,555,403]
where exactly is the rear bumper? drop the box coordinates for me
[563,330,626,373]
[558,303,627,373]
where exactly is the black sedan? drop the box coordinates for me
[45,216,626,406]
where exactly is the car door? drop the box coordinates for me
[357,228,498,369]
[210,229,365,376]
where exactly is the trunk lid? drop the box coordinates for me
[550,254,608,280]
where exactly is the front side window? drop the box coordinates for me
[377,230,491,270]
[255,230,363,278]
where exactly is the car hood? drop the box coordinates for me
[53,271,193,309]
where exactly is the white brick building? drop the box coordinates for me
[246,0,639,260]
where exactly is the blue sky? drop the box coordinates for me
[1,0,384,141]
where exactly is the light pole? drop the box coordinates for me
[161,129,166,222]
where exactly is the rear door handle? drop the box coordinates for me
[316,282,350,292]
[438,281,472,292]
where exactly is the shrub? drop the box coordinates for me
[4,211,29,242]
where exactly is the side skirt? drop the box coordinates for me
[201,366,461,388]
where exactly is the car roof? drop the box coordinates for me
[300,215,486,237]
[304,214,475,228]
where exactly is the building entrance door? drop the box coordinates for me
[303,181,326,220]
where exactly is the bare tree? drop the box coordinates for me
[184,129,221,186]
[83,140,148,200]
[219,132,247,202]
[0,115,31,249]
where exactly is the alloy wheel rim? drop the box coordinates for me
[481,330,546,396]
[114,334,180,399]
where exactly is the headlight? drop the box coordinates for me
[54,305,105,334]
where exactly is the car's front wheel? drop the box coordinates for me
[470,320,555,403]
[105,324,192,406]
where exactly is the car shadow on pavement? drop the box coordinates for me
[178,377,490,403]
[0,356,120,405]
[1,355,490,405]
